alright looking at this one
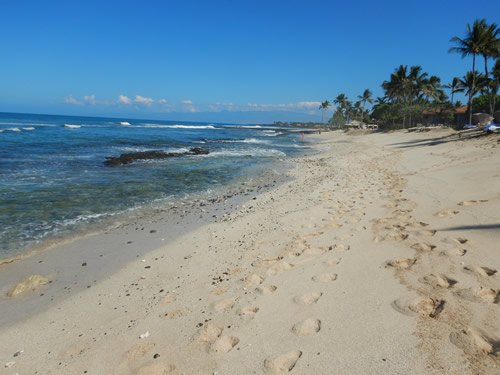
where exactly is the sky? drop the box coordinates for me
[1,0,499,124]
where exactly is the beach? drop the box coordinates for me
[1,129,499,374]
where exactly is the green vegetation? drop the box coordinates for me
[317,18,499,130]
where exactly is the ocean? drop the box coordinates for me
[0,112,313,258]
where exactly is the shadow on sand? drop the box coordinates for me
[387,130,498,149]
[439,223,500,231]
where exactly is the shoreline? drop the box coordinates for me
[1,129,499,374]
[0,150,302,266]
[0,157,296,327]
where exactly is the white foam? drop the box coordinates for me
[22,127,35,131]
[138,124,216,129]
[112,146,191,154]
[63,124,81,128]
[205,148,286,158]
[120,122,131,126]
[5,127,21,132]
[0,122,55,127]
[213,138,270,145]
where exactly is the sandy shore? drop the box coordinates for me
[1,129,499,374]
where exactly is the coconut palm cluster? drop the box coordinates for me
[320,19,499,129]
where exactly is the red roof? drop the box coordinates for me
[422,106,467,115]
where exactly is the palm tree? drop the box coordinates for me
[449,19,490,123]
[319,101,331,124]
[490,59,500,113]
[357,89,373,123]
[421,75,444,103]
[478,22,500,114]
[457,71,487,111]
[444,77,463,105]
[382,65,410,103]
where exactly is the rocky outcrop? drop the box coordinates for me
[104,147,209,166]
[8,275,49,297]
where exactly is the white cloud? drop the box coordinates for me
[83,95,96,105]
[135,95,154,106]
[208,101,322,112]
[181,100,193,104]
[64,95,82,105]
[118,95,132,104]
[158,98,167,104]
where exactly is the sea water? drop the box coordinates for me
[0,112,313,257]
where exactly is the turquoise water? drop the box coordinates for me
[0,112,311,256]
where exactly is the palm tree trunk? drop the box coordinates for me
[469,54,476,125]
[485,57,493,115]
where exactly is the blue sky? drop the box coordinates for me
[1,0,499,123]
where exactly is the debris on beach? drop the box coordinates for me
[7,275,49,297]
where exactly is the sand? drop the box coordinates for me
[0,128,499,374]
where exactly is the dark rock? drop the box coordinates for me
[104,147,209,166]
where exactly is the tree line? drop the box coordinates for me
[320,18,500,129]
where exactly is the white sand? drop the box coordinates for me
[1,129,499,374]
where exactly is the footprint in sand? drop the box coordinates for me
[300,231,324,240]
[458,200,488,206]
[239,306,260,320]
[440,248,467,257]
[293,292,323,305]
[302,222,317,229]
[263,350,302,374]
[291,318,321,336]
[125,343,156,361]
[312,273,337,283]
[302,247,328,256]
[244,273,265,287]
[211,335,240,354]
[449,328,500,356]
[463,265,497,278]
[442,237,468,245]
[416,229,437,237]
[324,258,342,266]
[391,233,409,241]
[322,222,343,230]
[373,234,387,243]
[162,308,192,320]
[337,233,353,241]
[419,274,458,288]
[191,323,223,346]
[456,287,500,304]
[267,262,294,276]
[252,257,283,268]
[209,298,235,312]
[391,297,445,318]
[411,221,430,228]
[331,244,350,252]
[410,243,436,252]
[256,285,278,295]
[136,361,176,375]
[435,210,459,217]
[385,258,417,270]
[454,237,468,244]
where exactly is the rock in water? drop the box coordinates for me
[104,147,209,166]
[8,275,49,297]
